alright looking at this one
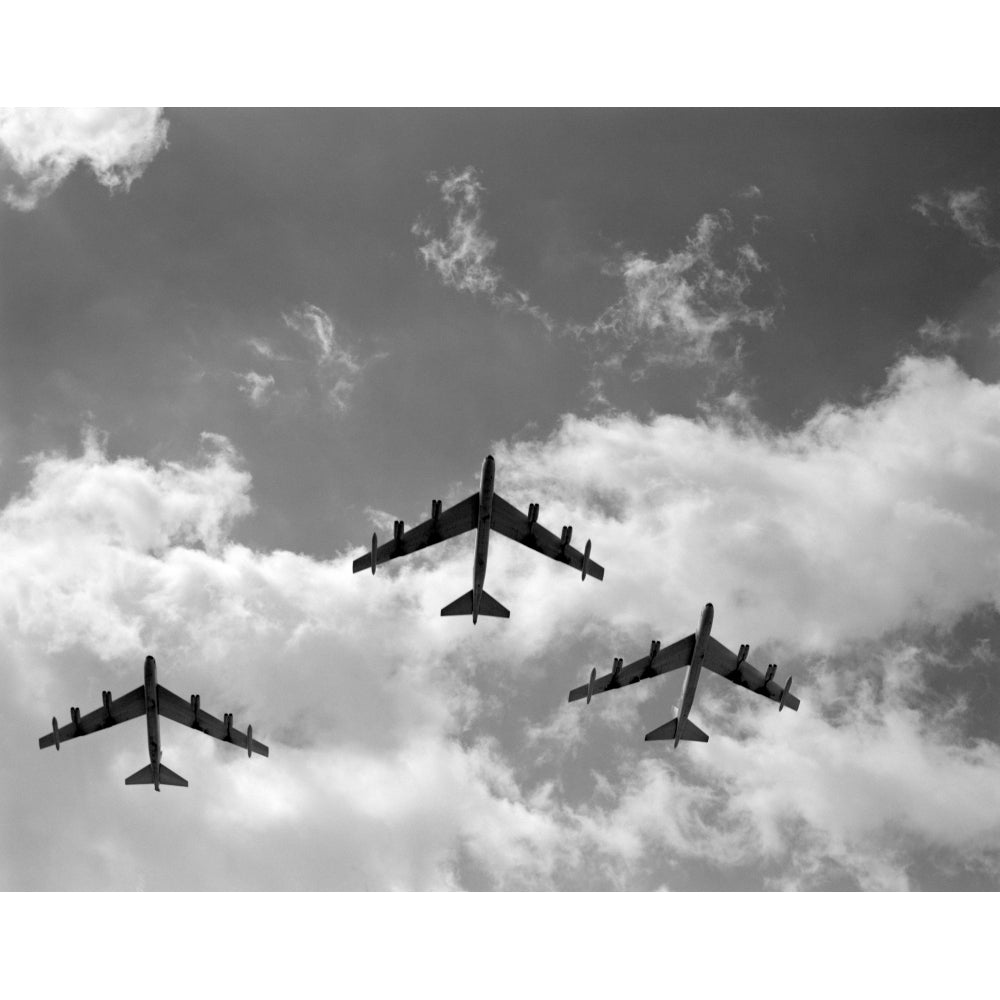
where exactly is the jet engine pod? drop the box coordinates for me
[393,520,405,543]
[527,503,539,527]
[737,644,749,666]
[560,525,573,550]
[431,499,442,521]
[649,640,661,662]
[611,656,623,683]
[586,667,597,705]
[102,690,113,718]
[763,663,777,686]
[70,706,81,728]
[224,712,233,738]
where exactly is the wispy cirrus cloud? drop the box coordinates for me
[914,186,1000,252]
[0,107,169,211]
[236,371,276,408]
[573,210,776,376]
[413,166,553,329]
[237,304,381,414]
[918,317,967,348]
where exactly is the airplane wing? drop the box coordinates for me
[156,685,270,756]
[568,633,696,702]
[39,685,147,749]
[352,493,479,573]
[703,637,800,711]
[491,494,605,580]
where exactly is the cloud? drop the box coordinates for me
[574,210,776,375]
[236,372,276,407]
[238,304,381,414]
[413,166,553,329]
[0,107,168,211]
[918,317,967,347]
[5,353,1000,889]
[914,186,1000,251]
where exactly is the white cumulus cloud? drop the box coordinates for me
[0,107,169,211]
[4,352,1000,889]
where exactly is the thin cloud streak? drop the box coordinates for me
[914,186,1000,251]
[413,166,553,330]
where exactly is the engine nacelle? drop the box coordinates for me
[581,539,592,580]
[51,716,60,750]
[527,502,539,528]
[370,532,378,575]
[779,676,793,712]
[102,690,113,719]
[737,644,749,666]
[560,525,573,550]
[70,706,81,728]
[586,667,597,705]
[190,694,200,714]
[393,519,404,543]
[224,712,233,738]
[247,724,253,758]
[649,640,661,663]
[431,499,442,521]
[610,657,623,685]
[763,663,777,686]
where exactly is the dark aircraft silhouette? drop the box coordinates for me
[353,455,604,622]
[38,655,269,789]
[569,603,799,745]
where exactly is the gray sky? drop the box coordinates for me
[2,107,1000,891]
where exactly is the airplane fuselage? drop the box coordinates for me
[143,655,162,790]
[675,603,714,747]
[472,455,496,623]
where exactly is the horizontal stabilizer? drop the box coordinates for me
[644,717,710,743]
[124,763,188,787]
[441,590,475,616]
[125,763,155,785]
[440,589,510,618]
[157,764,188,787]
[476,590,510,618]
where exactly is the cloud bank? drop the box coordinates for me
[3,353,999,889]
[0,107,169,210]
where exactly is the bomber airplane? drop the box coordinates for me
[38,655,269,789]
[568,603,799,745]
[353,454,604,622]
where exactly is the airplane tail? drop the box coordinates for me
[440,589,510,619]
[124,762,188,788]
[644,717,710,744]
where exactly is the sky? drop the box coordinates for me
[2,106,1000,892]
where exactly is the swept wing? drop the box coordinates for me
[703,637,800,710]
[491,494,605,579]
[352,494,479,573]
[156,685,270,755]
[568,634,695,702]
[39,685,146,749]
